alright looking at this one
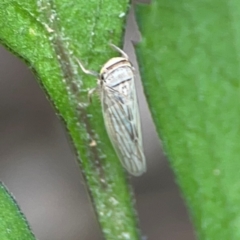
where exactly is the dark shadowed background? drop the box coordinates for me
[0,5,195,240]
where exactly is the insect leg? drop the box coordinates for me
[88,87,98,103]
[109,43,129,60]
[75,58,99,106]
[76,87,97,109]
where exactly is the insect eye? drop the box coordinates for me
[100,74,104,81]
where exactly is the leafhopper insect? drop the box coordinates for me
[77,44,146,176]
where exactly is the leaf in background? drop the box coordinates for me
[0,1,141,239]
[0,183,36,240]
[136,1,240,239]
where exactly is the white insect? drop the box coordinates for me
[77,44,146,176]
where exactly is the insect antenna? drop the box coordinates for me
[109,43,129,60]
[75,58,99,77]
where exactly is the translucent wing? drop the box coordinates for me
[101,66,146,176]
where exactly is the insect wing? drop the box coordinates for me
[101,66,146,176]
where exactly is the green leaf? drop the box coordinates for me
[0,183,36,240]
[136,1,240,239]
[0,1,141,239]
